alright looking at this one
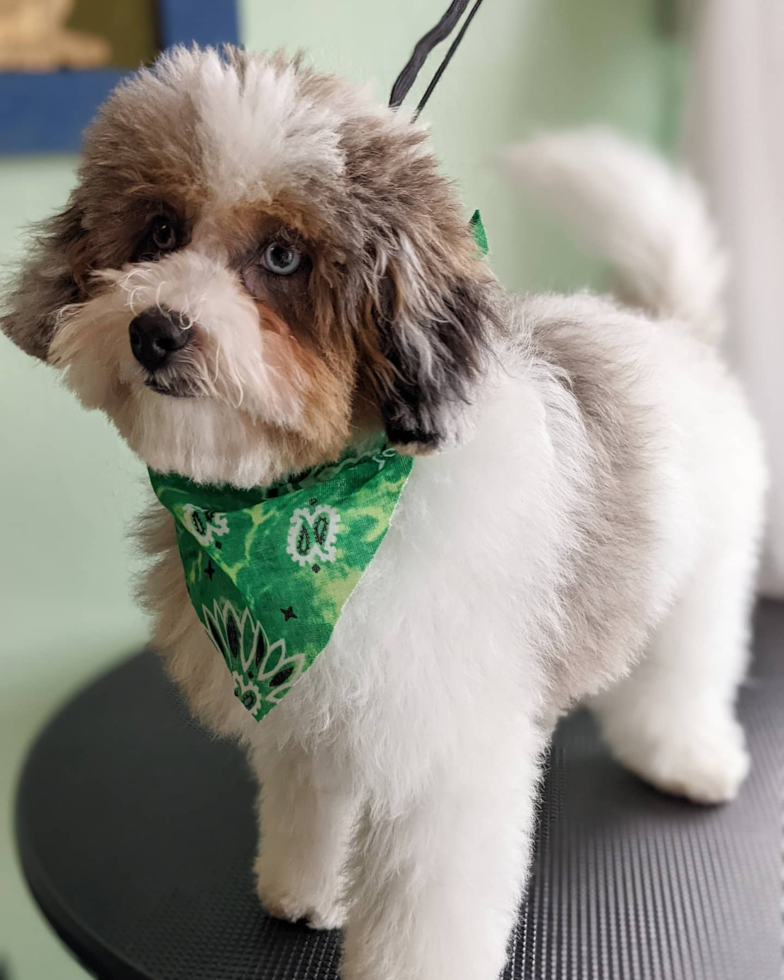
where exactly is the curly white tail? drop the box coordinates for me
[500,130,727,345]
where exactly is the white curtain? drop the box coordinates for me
[683,0,784,596]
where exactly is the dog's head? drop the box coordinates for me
[2,46,499,486]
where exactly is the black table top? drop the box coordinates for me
[16,603,784,980]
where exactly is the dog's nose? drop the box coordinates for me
[129,307,190,372]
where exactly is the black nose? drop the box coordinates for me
[129,307,190,372]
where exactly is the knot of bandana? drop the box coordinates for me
[149,440,414,722]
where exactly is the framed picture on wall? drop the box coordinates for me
[0,0,240,153]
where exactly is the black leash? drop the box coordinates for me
[389,0,488,119]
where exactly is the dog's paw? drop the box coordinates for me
[306,903,348,931]
[256,873,347,930]
[607,713,750,805]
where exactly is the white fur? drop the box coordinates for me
[146,46,423,210]
[153,47,347,205]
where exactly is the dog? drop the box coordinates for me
[2,46,766,980]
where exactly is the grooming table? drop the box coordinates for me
[16,603,784,979]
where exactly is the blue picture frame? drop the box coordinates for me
[0,0,240,154]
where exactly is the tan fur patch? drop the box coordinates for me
[254,302,352,458]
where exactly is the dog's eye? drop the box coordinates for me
[261,242,301,276]
[149,215,178,253]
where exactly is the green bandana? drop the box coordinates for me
[149,211,486,723]
[469,209,488,256]
[150,441,413,722]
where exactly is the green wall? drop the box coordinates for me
[0,2,680,976]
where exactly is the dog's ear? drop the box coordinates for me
[359,237,499,454]
[1,200,89,361]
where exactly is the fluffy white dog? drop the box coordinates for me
[2,47,766,980]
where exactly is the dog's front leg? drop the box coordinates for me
[248,742,359,929]
[342,722,543,980]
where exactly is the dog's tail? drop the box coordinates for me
[499,129,727,345]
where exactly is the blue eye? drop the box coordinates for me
[261,242,301,276]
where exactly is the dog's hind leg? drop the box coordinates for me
[588,538,760,804]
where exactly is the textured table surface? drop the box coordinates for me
[16,603,784,980]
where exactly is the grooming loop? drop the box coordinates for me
[389,0,488,118]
